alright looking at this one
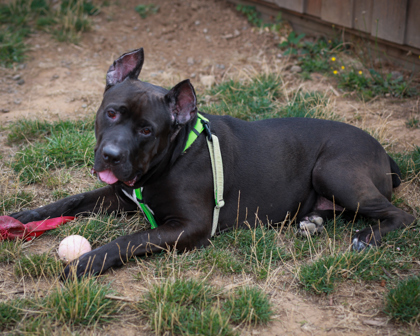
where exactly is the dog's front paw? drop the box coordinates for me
[352,229,380,251]
[9,210,42,224]
[61,249,104,281]
[297,215,324,237]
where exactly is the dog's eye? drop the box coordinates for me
[140,128,152,136]
[107,110,117,119]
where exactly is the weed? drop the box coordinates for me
[384,276,420,323]
[135,4,159,19]
[279,31,306,55]
[236,4,263,27]
[14,252,63,278]
[0,240,23,264]
[223,286,273,325]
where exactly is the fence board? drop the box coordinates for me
[273,0,305,13]
[371,0,407,44]
[405,0,420,48]
[353,0,373,32]
[321,0,354,28]
[305,0,322,17]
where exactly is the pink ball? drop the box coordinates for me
[58,235,92,262]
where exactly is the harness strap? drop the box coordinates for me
[206,134,224,236]
[133,113,224,237]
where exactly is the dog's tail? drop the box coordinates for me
[389,155,402,188]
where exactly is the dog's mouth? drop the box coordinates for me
[91,168,138,187]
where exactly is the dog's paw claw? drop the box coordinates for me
[297,215,324,237]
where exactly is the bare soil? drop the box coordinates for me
[1,0,420,335]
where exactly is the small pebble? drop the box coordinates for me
[290,65,302,73]
[14,99,21,105]
[82,104,87,108]
[203,28,208,34]
[1,108,10,113]
[17,79,25,85]
[12,74,21,81]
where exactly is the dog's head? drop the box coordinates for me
[94,48,198,188]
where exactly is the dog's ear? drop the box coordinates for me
[165,79,197,125]
[105,48,144,90]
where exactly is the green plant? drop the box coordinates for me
[384,276,420,323]
[223,286,273,325]
[236,4,263,27]
[279,31,306,55]
[14,252,63,278]
[135,4,159,19]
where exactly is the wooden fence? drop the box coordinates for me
[227,0,420,69]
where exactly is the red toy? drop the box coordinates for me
[0,216,75,241]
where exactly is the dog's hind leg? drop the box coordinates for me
[311,160,415,250]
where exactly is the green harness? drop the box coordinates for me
[132,113,225,236]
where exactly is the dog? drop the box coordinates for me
[10,48,415,278]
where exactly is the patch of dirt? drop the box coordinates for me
[1,0,419,335]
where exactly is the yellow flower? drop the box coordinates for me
[358,70,363,75]
[331,57,336,61]
[328,40,331,43]
[341,66,345,70]
[333,70,338,75]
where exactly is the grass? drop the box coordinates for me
[51,213,145,247]
[0,190,34,213]
[385,276,420,323]
[0,0,101,67]
[299,221,420,295]
[0,278,122,333]
[276,32,417,99]
[9,117,95,184]
[135,4,159,19]
[139,278,272,335]
[14,252,63,278]
[389,146,420,181]
[200,75,338,122]
[223,286,273,325]
[0,240,23,263]
[2,68,419,332]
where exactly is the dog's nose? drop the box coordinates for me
[102,144,122,165]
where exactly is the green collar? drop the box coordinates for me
[135,112,210,229]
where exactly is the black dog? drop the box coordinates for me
[11,48,415,278]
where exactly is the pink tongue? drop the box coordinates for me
[98,170,119,184]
